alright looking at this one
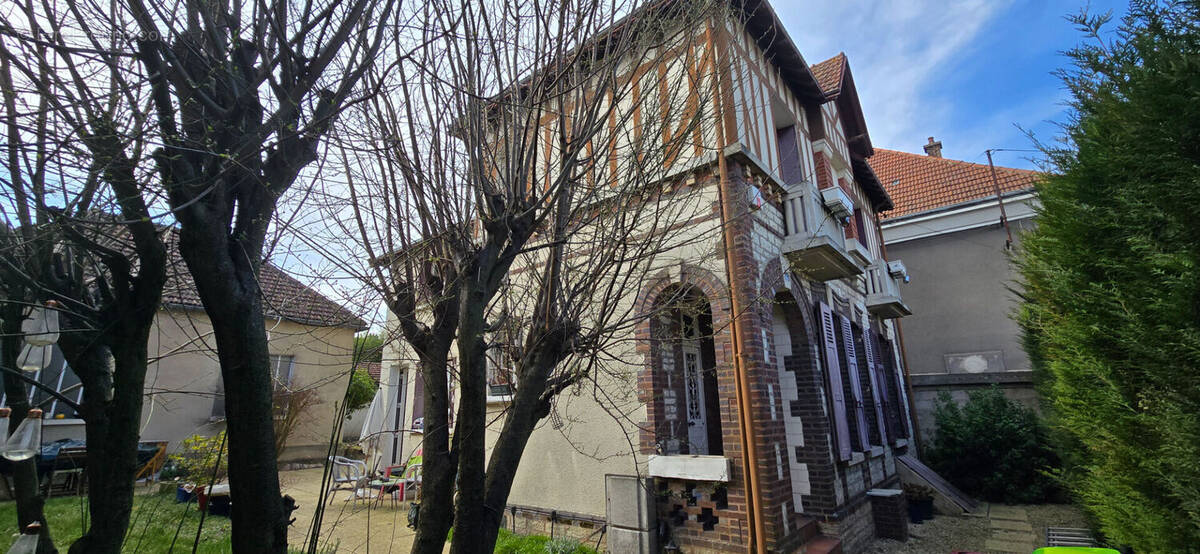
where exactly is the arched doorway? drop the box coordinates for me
[653,286,723,456]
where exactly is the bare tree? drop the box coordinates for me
[1,10,168,551]
[314,0,723,550]
[3,0,395,550]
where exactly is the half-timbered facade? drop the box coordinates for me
[374,2,918,552]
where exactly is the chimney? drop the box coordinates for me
[923,136,943,158]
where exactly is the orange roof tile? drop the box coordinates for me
[809,53,846,97]
[871,148,1040,219]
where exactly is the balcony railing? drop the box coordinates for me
[865,261,911,318]
[781,181,862,281]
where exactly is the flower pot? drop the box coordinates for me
[907,502,924,523]
[918,498,934,521]
[175,486,196,504]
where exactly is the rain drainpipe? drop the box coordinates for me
[707,22,766,554]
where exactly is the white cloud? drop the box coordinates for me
[775,0,1011,156]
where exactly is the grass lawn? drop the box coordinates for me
[0,492,234,553]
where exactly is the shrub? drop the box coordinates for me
[344,369,378,417]
[168,432,228,484]
[924,387,1060,504]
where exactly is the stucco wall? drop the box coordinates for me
[141,310,355,461]
[885,220,1038,439]
[886,222,1033,376]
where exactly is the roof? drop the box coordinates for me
[734,0,827,104]
[871,148,1040,220]
[363,362,382,384]
[161,231,367,330]
[809,53,846,97]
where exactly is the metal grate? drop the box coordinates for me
[1047,527,1098,547]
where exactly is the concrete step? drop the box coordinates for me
[990,518,1033,532]
[988,506,1030,521]
[795,516,822,544]
[804,535,842,554]
[991,528,1036,542]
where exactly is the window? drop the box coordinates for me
[486,346,514,398]
[1,345,82,420]
[411,370,425,431]
[270,355,295,390]
[776,125,803,183]
[854,208,868,244]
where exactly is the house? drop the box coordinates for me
[16,232,366,462]
[368,5,924,552]
[874,139,1041,440]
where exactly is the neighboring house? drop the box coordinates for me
[875,139,1041,440]
[367,5,926,552]
[10,232,365,462]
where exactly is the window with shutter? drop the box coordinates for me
[776,125,802,183]
[839,314,870,451]
[818,302,852,462]
[412,370,425,431]
[879,335,908,439]
[861,324,889,446]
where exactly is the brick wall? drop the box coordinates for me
[868,490,908,541]
[817,496,874,554]
[503,506,607,549]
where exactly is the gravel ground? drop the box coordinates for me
[862,512,990,554]
[862,503,1089,554]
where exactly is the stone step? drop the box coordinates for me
[795,516,822,544]
[991,528,1036,542]
[990,518,1034,532]
[985,538,1035,553]
[989,506,1030,521]
[804,535,842,554]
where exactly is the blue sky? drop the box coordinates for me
[775,0,1126,170]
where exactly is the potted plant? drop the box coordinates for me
[167,432,229,512]
[903,483,935,523]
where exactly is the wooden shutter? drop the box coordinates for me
[862,324,889,445]
[776,126,802,183]
[839,314,870,450]
[818,302,852,461]
[411,370,425,429]
[880,337,909,439]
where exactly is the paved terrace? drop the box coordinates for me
[282,467,431,553]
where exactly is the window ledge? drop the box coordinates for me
[648,454,730,482]
[847,452,866,466]
[43,418,84,426]
[869,446,885,457]
[893,439,908,448]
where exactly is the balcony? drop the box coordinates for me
[846,237,873,268]
[866,261,911,318]
[781,181,862,281]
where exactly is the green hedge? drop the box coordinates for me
[1015,2,1200,550]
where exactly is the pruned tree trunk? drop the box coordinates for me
[64,341,141,554]
[447,290,489,553]
[413,355,455,554]
[177,239,289,553]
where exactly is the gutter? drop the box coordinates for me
[708,22,766,554]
